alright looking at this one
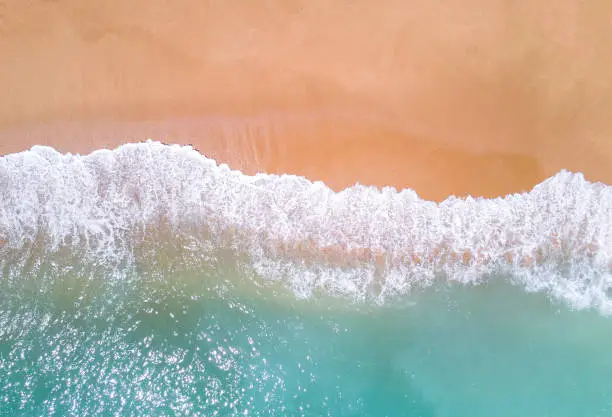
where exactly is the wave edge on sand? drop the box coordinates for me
[1,141,611,312]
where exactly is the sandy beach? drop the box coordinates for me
[1,0,612,200]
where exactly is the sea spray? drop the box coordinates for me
[1,141,611,311]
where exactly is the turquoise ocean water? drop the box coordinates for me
[1,142,612,416]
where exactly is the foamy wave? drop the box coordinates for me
[1,141,611,312]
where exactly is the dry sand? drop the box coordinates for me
[1,0,612,201]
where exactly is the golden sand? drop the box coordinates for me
[1,0,612,201]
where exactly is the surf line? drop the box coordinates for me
[216,221,599,272]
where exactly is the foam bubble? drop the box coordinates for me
[1,141,611,312]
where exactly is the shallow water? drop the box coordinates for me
[2,264,612,416]
[2,142,612,416]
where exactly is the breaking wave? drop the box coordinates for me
[1,141,611,312]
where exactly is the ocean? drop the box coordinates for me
[1,141,612,416]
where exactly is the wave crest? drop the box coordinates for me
[1,141,611,312]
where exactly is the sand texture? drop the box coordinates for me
[1,0,612,200]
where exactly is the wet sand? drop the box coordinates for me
[1,0,612,201]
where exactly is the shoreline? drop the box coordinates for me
[2,1,612,200]
[0,115,546,202]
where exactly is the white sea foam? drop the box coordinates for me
[1,141,611,312]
